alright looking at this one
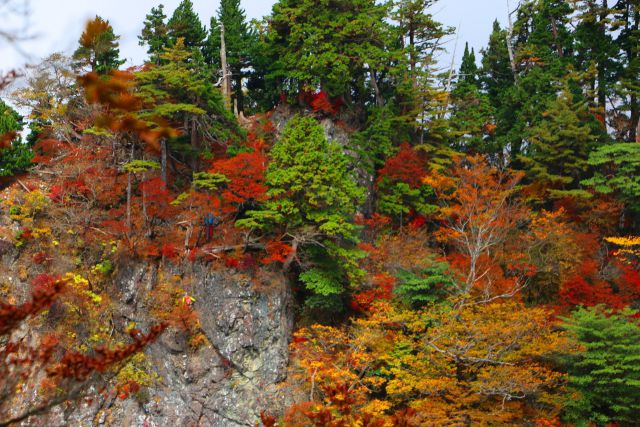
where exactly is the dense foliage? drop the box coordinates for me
[2,0,640,424]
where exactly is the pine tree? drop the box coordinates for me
[135,39,238,177]
[204,0,254,113]
[167,0,206,50]
[561,306,640,425]
[139,4,171,65]
[391,0,452,140]
[73,16,124,74]
[482,1,576,168]
[479,21,518,163]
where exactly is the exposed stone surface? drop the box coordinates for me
[116,265,290,427]
[19,262,294,427]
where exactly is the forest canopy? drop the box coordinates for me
[1,0,640,425]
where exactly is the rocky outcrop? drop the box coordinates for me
[53,263,294,427]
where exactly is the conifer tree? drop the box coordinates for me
[562,306,640,425]
[483,1,575,168]
[238,116,365,311]
[519,82,597,200]
[450,43,495,155]
[391,0,451,140]
[139,4,171,65]
[265,0,389,100]
[73,16,124,74]
[458,42,479,86]
[613,0,640,142]
[135,39,238,177]
[0,99,32,177]
[582,142,640,216]
[572,0,618,112]
[204,0,254,113]
[167,0,206,50]
[480,21,514,107]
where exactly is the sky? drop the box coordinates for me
[1,0,511,81]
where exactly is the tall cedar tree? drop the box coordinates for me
[135,39,238,175]
[139,4,171,65]
[73,16,124,74]
[204,0,255,114]
[485,0,574,168]
[167,0,207,50]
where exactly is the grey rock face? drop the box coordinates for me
[60,264,294,427]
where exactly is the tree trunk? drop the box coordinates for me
[235,73,244,114]
[369,68,384,108]
[160,138,167,187]
[629,5,640,142]
[126,144,134,237]
[597,0,609,112]
[220,23,232,111]
[190,117,199,170]
[142,171,148,232]
[506,0,519,81]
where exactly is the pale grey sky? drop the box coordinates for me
[1,0,509,79]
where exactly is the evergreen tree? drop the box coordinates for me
[238,116,365,311]
[479,21,517,163]
[582,142,640,216]
[139,4,171,65]
[167,0,206,50]
[135,39,239,175]
[458,43,479,86]
[519,82,597,200]
[573,0,618,112]
[480,21,514,107]
[613,1,640,142]
[391,0,452,140]
[73,16,124,74]
[561,306,640,425]
[204,0,255,113]
[394,260,456,308]
[265,0,389,100]
[483,1,575,168]
[0,99,32,177]
[450,43,495,155]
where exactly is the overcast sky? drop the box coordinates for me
[1,0,510,78]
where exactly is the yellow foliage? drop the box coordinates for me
[606,236,640,264]
[287,300,572,424]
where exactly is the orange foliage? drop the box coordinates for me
[262,241,293,265]
[210,151,268,210]
[427,155,528,299]
[378,143,427,189]
[286,301,571,425]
